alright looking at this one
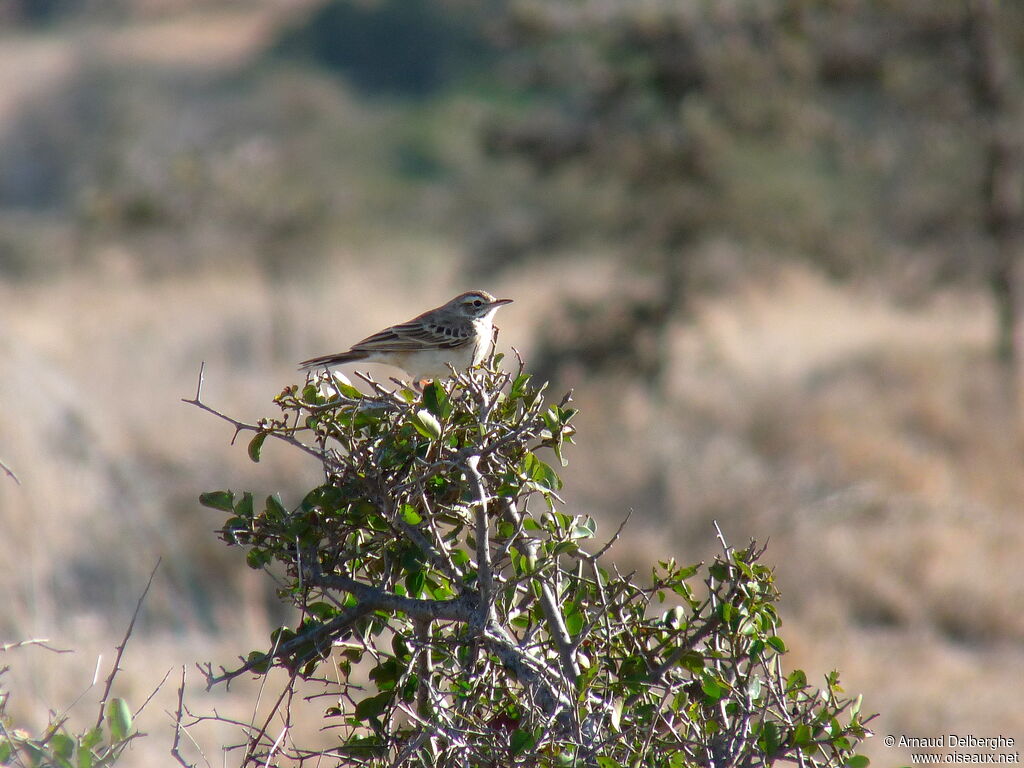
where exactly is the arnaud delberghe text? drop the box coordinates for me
[899,736,1016,750]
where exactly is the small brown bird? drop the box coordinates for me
[299,290,513,380]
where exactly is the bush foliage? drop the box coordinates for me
[191,353,873,767]
[0,642,139,768]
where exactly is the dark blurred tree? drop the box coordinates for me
[968,0,1024,371]
[480,2,879,387]
[479,0,1024,383]
[272,0,498,97]
[6,0,79,24]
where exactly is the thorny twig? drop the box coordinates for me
[170,666,203,768]
[95,559,160,730]
[0,456,19,485]
[182,362,324,462]
[0,638,72,654]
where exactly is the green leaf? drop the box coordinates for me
[509,728,535,755]
[749,638,765,660]
[334,380,363,400]
[619,655,647,682]
[758,721,781,755]
[552,540,579,556]
[405,569,425,597]
[675,564,699,580]
[428,579,453,600]
[708,562,729,581]
[199,490,234,511]
[106,698,133,742]
[391,634,411,659]
[766,635,788,653]
[608,699,623,733]
[0,738,10,764]
[786,669,806,691]
[565,608,584,636]
[747,675,762,702]
[369,659,401,689]
[521,452,562,491]
[663,606,687,628]
[246,548,272,569]
[22,742,45,766]
[247,432,267,463]
[847,755,870,768]
[337,735,386,758]
[265,494,287,521]
[243,651,268,675]
[50,734,74,760]
[306,601,338,621]
[509,373,531,401]
[300,383,320,403]
[570,517,596,539]
[851,693,863,718]
[235,491,254,518]
[793,724,813,746]
[701,675,724,701]
[676,649,705,674]
[421,381,451,419]
[411,409,443,440]
[400,505,423,525]
[79,728,103,751]
[355,691,393,721]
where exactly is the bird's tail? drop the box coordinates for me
[298,350,369,370]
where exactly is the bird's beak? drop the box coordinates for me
[491,298,514,307]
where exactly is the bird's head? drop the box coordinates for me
[451,290,514,320]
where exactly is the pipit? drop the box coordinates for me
[300,290,513,380]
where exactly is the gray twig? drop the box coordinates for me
[0,457,19,485]
[95,559,160,730]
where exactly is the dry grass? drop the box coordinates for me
[5,256,1023,766]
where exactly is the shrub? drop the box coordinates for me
[187,352,873,767]
[0,639,143,768]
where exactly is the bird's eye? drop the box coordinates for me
[472,299,483,307]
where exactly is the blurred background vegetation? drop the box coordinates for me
[1,0,1023,765]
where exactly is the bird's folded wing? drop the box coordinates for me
[351,321,472,352]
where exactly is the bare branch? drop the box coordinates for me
[95,559,160,730]
[182,364,324,461]
[0,456,19,485]
[585,509,632,562]
[134,666,173,719]
[203,605,372,688]
[538,577,580,685]
[713,519,733,558]
[464,454,492,628]
[241,674,295,768]
[170,666,199,768]
[307,572,477,624]
[0,638,72,654]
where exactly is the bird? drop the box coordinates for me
[299,290,513,380]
